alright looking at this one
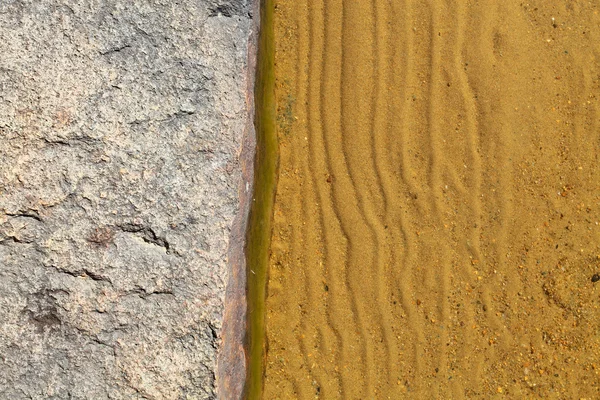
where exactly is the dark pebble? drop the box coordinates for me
[592,274,600,283]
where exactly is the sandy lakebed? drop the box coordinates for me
[261,0,600,398]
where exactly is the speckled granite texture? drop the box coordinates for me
[0,1,255,398]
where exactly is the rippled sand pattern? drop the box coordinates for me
[264,1,600,398]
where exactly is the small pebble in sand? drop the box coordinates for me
[592,274,600,283]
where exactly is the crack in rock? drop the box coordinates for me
[116,222,171,253]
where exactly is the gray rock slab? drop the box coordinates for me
[0,1,255,398]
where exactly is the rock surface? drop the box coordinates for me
[0,1,254,398]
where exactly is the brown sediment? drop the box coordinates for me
[217,0,261,398]
[265,0,600,398]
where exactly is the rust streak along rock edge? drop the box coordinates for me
[217,0,260,399]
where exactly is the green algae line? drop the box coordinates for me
[245,0,276,398]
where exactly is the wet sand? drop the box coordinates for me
[264,1,600,398]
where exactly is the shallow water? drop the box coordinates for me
[264,1,600,398]
[245,0,276,398]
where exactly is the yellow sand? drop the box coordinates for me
[264,1,600,398]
